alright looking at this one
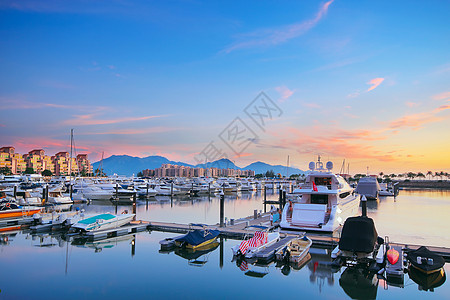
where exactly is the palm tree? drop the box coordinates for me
[417,172,425,180]
[427,171,433,180]
[435,172,441,180]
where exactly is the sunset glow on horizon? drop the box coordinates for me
[1,0,449,175]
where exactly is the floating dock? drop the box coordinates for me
[2,211,450,261]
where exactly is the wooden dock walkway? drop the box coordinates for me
[2,211,450,261]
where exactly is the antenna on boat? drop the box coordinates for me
[316,155,324,170]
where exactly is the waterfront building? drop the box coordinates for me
[0,146,92,175]
[149,164,254,178]
[76,154,93,175]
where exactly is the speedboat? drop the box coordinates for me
[280,157,359,232]
[173,224,220,249]
[378,182,394,196]
[355,176,380,200]
[0,196,42,219]
[71,212,135,232]
[231,228,280,259]
[275,235,312,264]
[407,246,445,275]
[46,186,73,205]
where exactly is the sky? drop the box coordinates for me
[0,0,449,174]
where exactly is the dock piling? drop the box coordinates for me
[361,195,367,217]
[219,193,224,227]
[132,192,137,220]
[69,184,73,200]
[13,185,17,199]
[115,183,119,200]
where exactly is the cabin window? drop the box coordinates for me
[311,194,328,205]
[339,191,350,198]
[314,177,332,186]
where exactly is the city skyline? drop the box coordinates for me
[1,0,449,174]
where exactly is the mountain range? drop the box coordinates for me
[92,155,305,177]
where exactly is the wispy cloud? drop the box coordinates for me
[347,77,385,98]
[433,91,450,101]
[367,78,384,92]
[63,114,167,126]
[388,105,450,130]
[265,125,394,162]
[0,98,108,111]
[80,127,179,135]
[275,86,295,102]
[222,0,334,53]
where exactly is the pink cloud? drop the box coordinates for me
[63,114,167,126]
[433,91,450,101]
[388,104,450,130]
[405,102,419,108]
[275,86,295,102]
[302,102,321,109]
[222,0,334,53]
[81,127,180,135]
[266,126,395,162]
[366,78,384,92]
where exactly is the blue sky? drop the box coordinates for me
[1,0,449,174]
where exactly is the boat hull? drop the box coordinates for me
[0,208,42,219]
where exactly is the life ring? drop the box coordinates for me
[5,203,10,208]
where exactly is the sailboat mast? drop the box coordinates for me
[69,129,73,184]
[286,155,289,178]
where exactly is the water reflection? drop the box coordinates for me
[339,267,378,300]
[72,234,136,253]
[307,251,336,292]
[173,242,219,266]
[408,266,446,292]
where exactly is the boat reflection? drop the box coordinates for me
[409,266,446,292]
[173,241,219,266]
[307,249,336,291]
[275,253,311,276]
[339,267,378,300]
[72,234,136,253]
[233,256,271,278]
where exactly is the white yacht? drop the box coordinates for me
[280,157,359,232]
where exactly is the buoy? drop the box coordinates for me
[387,248,400,265]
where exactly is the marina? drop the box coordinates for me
[1,182,450,299]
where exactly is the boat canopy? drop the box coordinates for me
[339,216,378,253]
[175,229,220,247]
[77,213,116,224]
[407,246,445,273]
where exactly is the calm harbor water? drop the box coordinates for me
[1,189,449,299]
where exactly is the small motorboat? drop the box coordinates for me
[275,235,312,264]
[0,198,42,219]
[71,212,135,232]
[407,246,445,275]
[231,228,280,259]
[331,216,385,272]
[173,224,220,250]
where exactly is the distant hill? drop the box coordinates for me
[92,155,304,176]
[92,155,193,176]
[243,161,304,176]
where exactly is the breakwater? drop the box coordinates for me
[395,180,450,189]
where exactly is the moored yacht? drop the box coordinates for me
[280,157,359,232]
